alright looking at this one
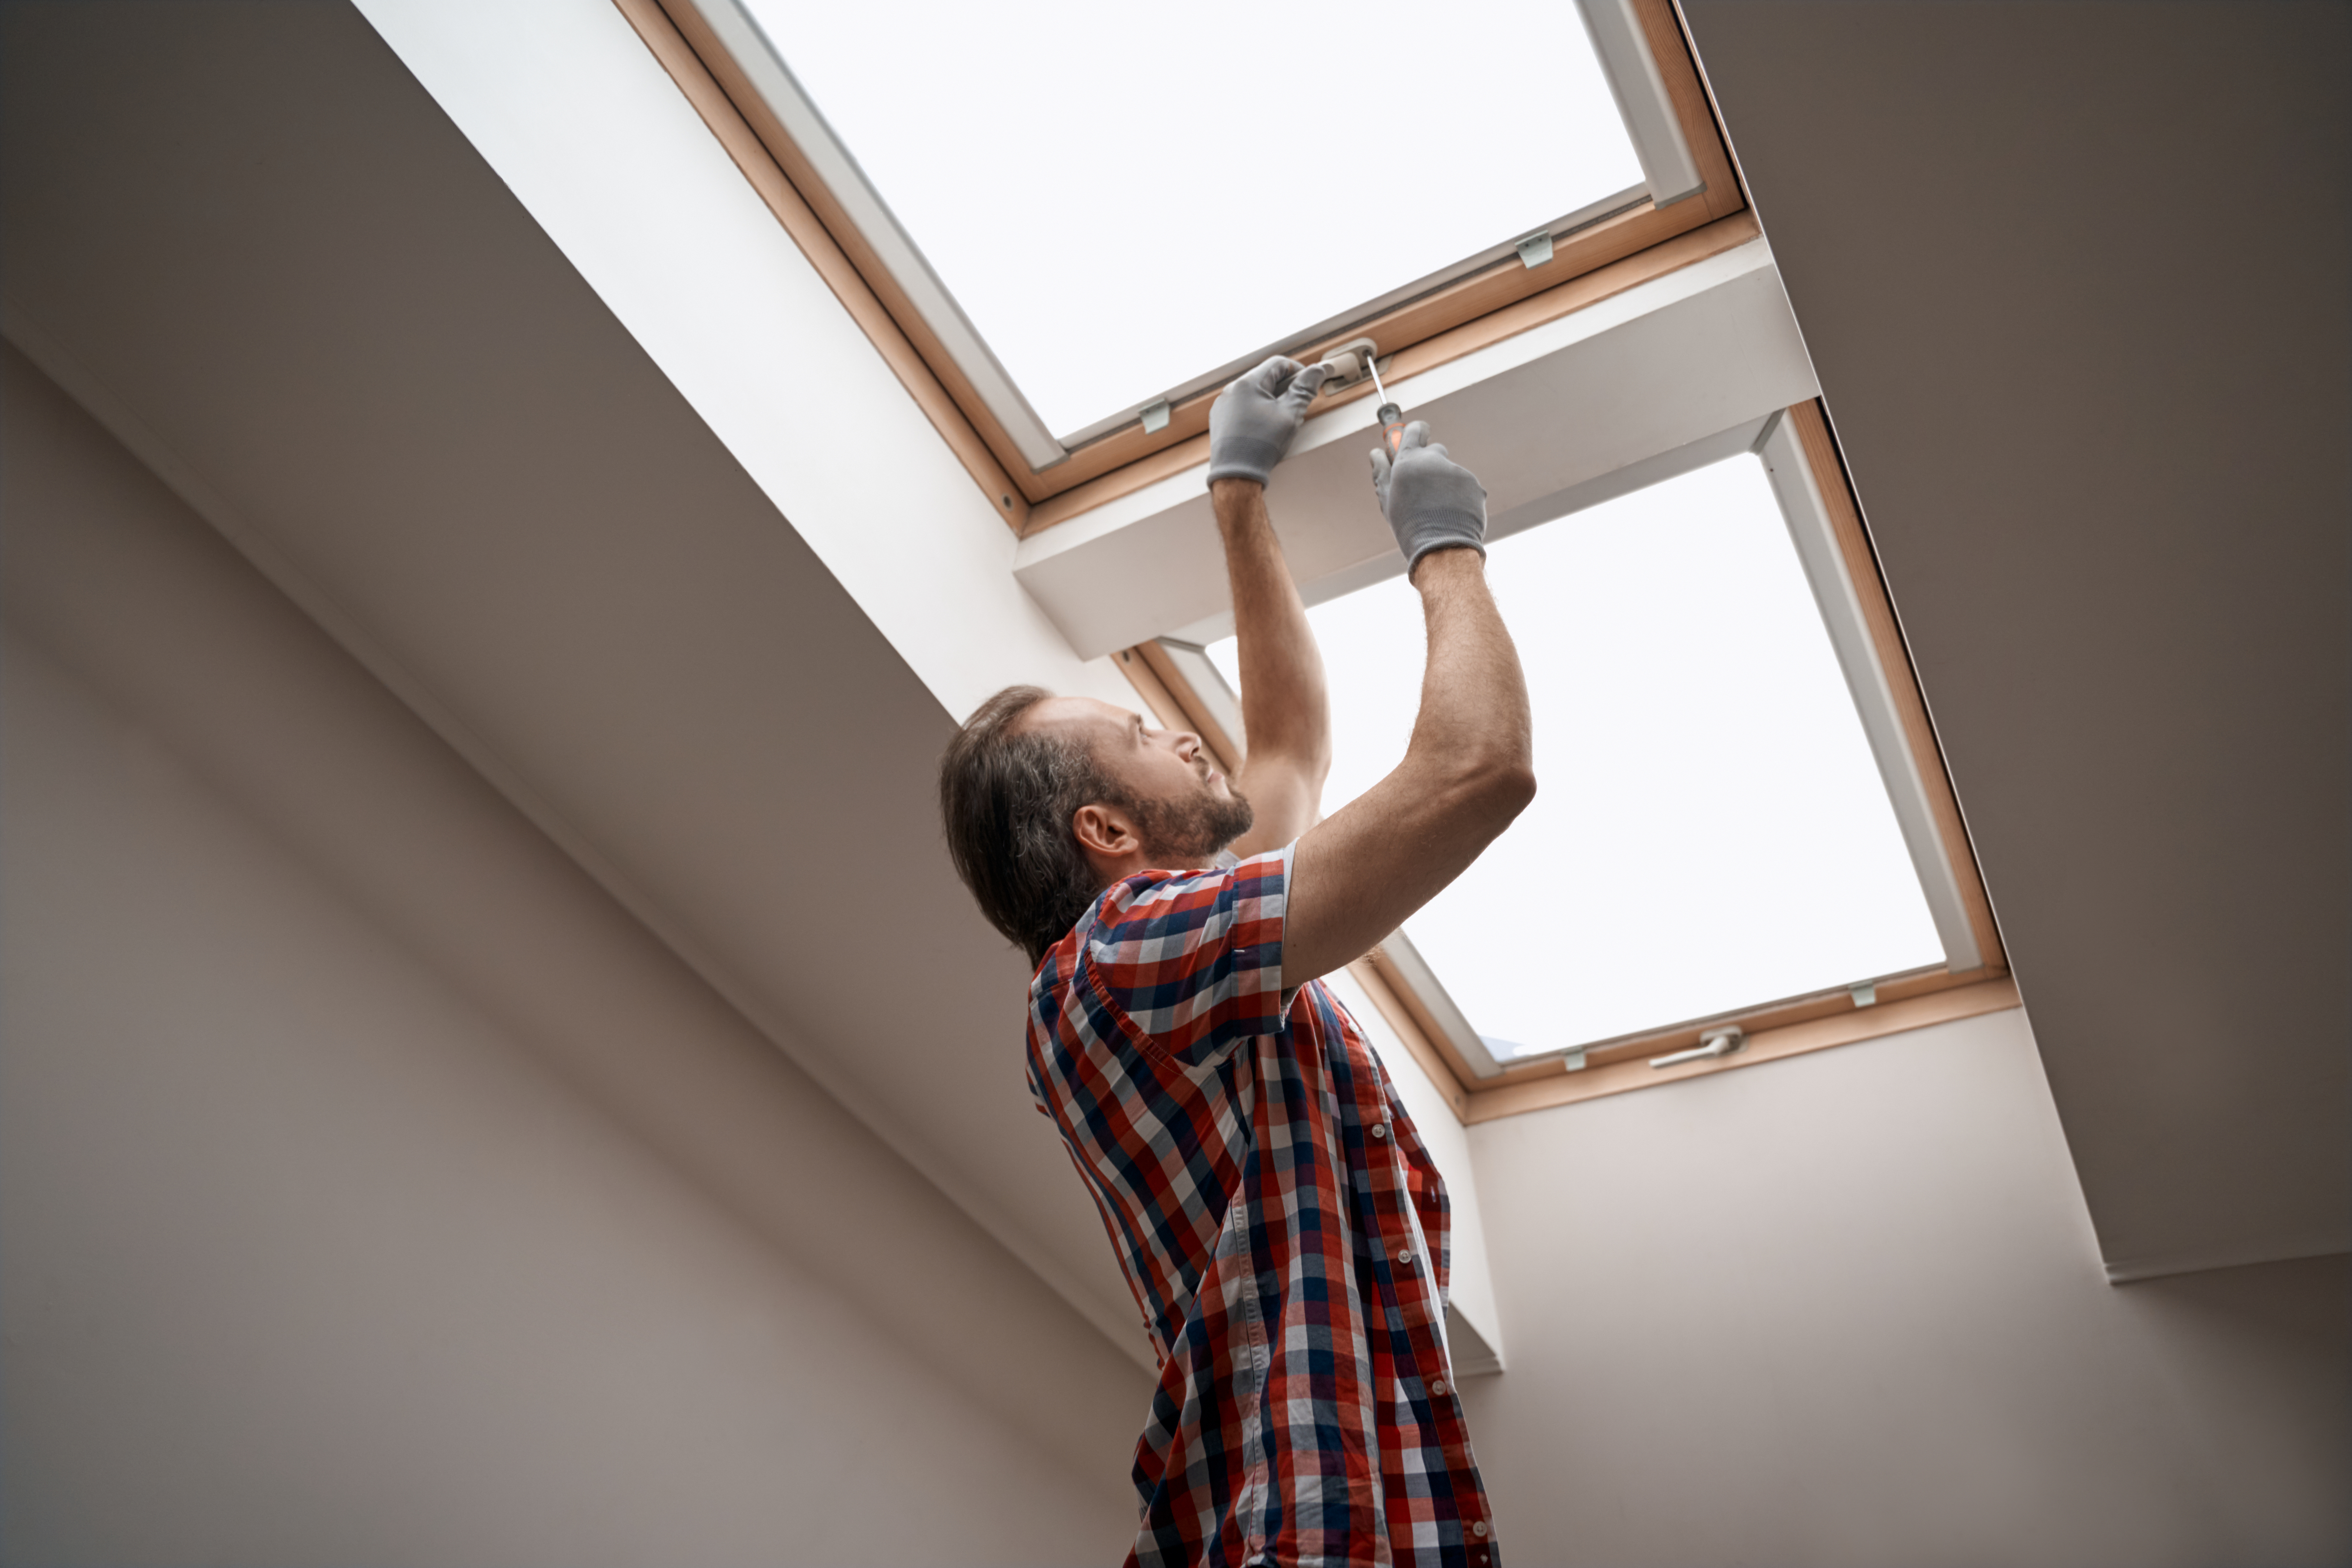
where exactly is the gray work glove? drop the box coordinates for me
[1370,421,1488,573]
[1207,356,1330,486]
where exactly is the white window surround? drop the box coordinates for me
[1014,236,1814,659]
[1753,409,1987,979]
[671,0,1706,466]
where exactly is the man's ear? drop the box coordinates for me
[1071,802,1140,865]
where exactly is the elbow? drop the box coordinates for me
[1448,753,1534,831]
[1481,760,1538,824]
[1410,736,1535,831]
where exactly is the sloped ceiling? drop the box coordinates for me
[0,0,1143,1356]
[1680,0,2350,1274]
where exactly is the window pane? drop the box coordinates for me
[1208,454,1946,1055]
[739,0,1645,439]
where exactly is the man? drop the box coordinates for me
[938,355,1534,1567]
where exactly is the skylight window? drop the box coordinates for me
[734,0,1645,443]
[1207,452,1948,1058]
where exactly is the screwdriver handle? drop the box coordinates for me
[1376,402,1405,456]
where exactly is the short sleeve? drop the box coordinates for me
[1080,848,1292,1073]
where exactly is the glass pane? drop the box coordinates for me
[740,0,1645,440]
[1207,454,1946,1055]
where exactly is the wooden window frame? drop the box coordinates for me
[1118,400,2015,1125]
[605,0,2018,1121]
[613,0,1747,534]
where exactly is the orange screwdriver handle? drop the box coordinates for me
[1376,402,1405,456]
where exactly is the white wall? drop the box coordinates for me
[1460,1006,2350,1567]
[0,344,1149,1564]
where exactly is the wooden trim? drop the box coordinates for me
[1026,0,1754,505]
[1465,977,2022,1122]
[1110,646,1197,750]
[1028,435,1219,537]
[1426,964,1995,1102]
[1132,642,1245,772]
[1788,401,2009,976]
[1346,958,1473,1123]
[1027,209,1764,536]
[1657,0,1752,214]
[625,0,1749,521]
[1028,198,1734,503]
[646,0,1052,501]
[1637,0,1748,225]
[1359,946,1502,1096]
[612,0,1034,530]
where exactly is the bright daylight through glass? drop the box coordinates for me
[738,0,1645,441]
[1209,455,1947,1056]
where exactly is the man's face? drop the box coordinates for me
[1024,696,1254,865]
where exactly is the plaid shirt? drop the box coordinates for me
[1026,846,1497,1567]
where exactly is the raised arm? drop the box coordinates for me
[1283,424,1534,986]
[1203,357,1333,856]
[1218,477,1330,855]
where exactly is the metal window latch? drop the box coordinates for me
[1316,337,1382,394]
[1140,399,1171,434]
[1650,1026,1744,1070]
[1515,231,1554,269]
[1849,980,1878,1007]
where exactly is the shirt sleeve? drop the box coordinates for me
[1080,846,1293,1073]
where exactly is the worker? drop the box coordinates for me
[938,354,1534,1567]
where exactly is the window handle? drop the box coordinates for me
[1650,1026,1744,1070]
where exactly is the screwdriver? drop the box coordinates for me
[1320,337,1406,456]
[1363,351,1406,457]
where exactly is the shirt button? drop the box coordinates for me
[1473,1521,1490,1538]
[1396,1248,1413,1265]
[1431,1378,1447,1396]
[1372,1123,1389,1139]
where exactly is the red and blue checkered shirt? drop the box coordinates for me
[1026,846,1498,1567]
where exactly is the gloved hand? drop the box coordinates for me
[1370,421,1488,573]
[1207,356,1330,486]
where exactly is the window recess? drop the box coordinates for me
[616,0,1747,519]
[606,0,2018,1119]
[1123,402,2012,1124]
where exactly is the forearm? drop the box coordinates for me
[1212,477,1330,779]
[1405,550,1532,791]
[1280,549,1533,984]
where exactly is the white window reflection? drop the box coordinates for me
[739,0,1643,439]
[1209,453,1945,1054]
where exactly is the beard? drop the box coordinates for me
[1127,782,1256,866]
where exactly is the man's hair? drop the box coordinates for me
[938,685,1125,967]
